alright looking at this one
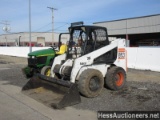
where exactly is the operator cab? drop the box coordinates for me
[67,22,109,59]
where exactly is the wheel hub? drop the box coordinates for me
[45,69,51,76]
[89,77,100,91]
[115,72,124,86]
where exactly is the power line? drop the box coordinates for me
[54,23,69,30]
[30,22,69,32]
[0,23,69,41]
[0,21,69,35]
[0,20,11,46]
[30,23,69,38]
[0,20,11,32]
[0,21,10,25]
[32,22,52,32]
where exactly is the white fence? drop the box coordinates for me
[127,47,160,72]
[0,47,50,57]
[0,47,160,72]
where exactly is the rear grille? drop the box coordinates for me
[28,56,47,66]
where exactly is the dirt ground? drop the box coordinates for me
[0,55,160,112]
[0,55,27,64]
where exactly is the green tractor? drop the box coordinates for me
[23,33,68,78]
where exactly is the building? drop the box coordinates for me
[0,32,69,46]
[1,14,160,47]
[94,14,160,47]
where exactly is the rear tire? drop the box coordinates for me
[105,66,126,90]
[41,66,51,76]
[78,69,104,98]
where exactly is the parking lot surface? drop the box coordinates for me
[0,55,160,120]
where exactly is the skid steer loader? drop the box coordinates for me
[22,22,127,109]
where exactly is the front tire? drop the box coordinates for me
[78,69,104,98]
[41,66,51,76]
[105,66,126,90]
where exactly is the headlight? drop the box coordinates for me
[28,56,35,59]
[32,56,35,59]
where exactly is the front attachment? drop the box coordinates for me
[22,74,81,109]
[22,66,33,78]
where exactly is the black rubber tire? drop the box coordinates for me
[105,66,126,90]
[53,64,61,73]
[41,66,51,76]
[53,64,62,79]
[78,69,104,98]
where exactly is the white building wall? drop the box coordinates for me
[0,32,69,46]
[94,14,160,35]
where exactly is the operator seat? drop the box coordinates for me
[56,44,67,55]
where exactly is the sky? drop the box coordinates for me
[0,0,160,35]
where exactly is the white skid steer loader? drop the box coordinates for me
[22,22,127,109]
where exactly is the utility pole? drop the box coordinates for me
[125,19,130,47]
[29,0,32,52]
[1,20,10,46]
[47,7,57,46]
[0,21,10,27]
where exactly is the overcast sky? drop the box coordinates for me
[0,0,160,34]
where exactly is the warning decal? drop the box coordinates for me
[118,48,125,59]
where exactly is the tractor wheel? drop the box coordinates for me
[78,69,104,98]
[41,66,51,77]
[105,66,126,90]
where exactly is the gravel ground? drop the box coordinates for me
[0,55,27,64]
[0,55,160,112]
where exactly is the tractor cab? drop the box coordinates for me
[67,22,109,59]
